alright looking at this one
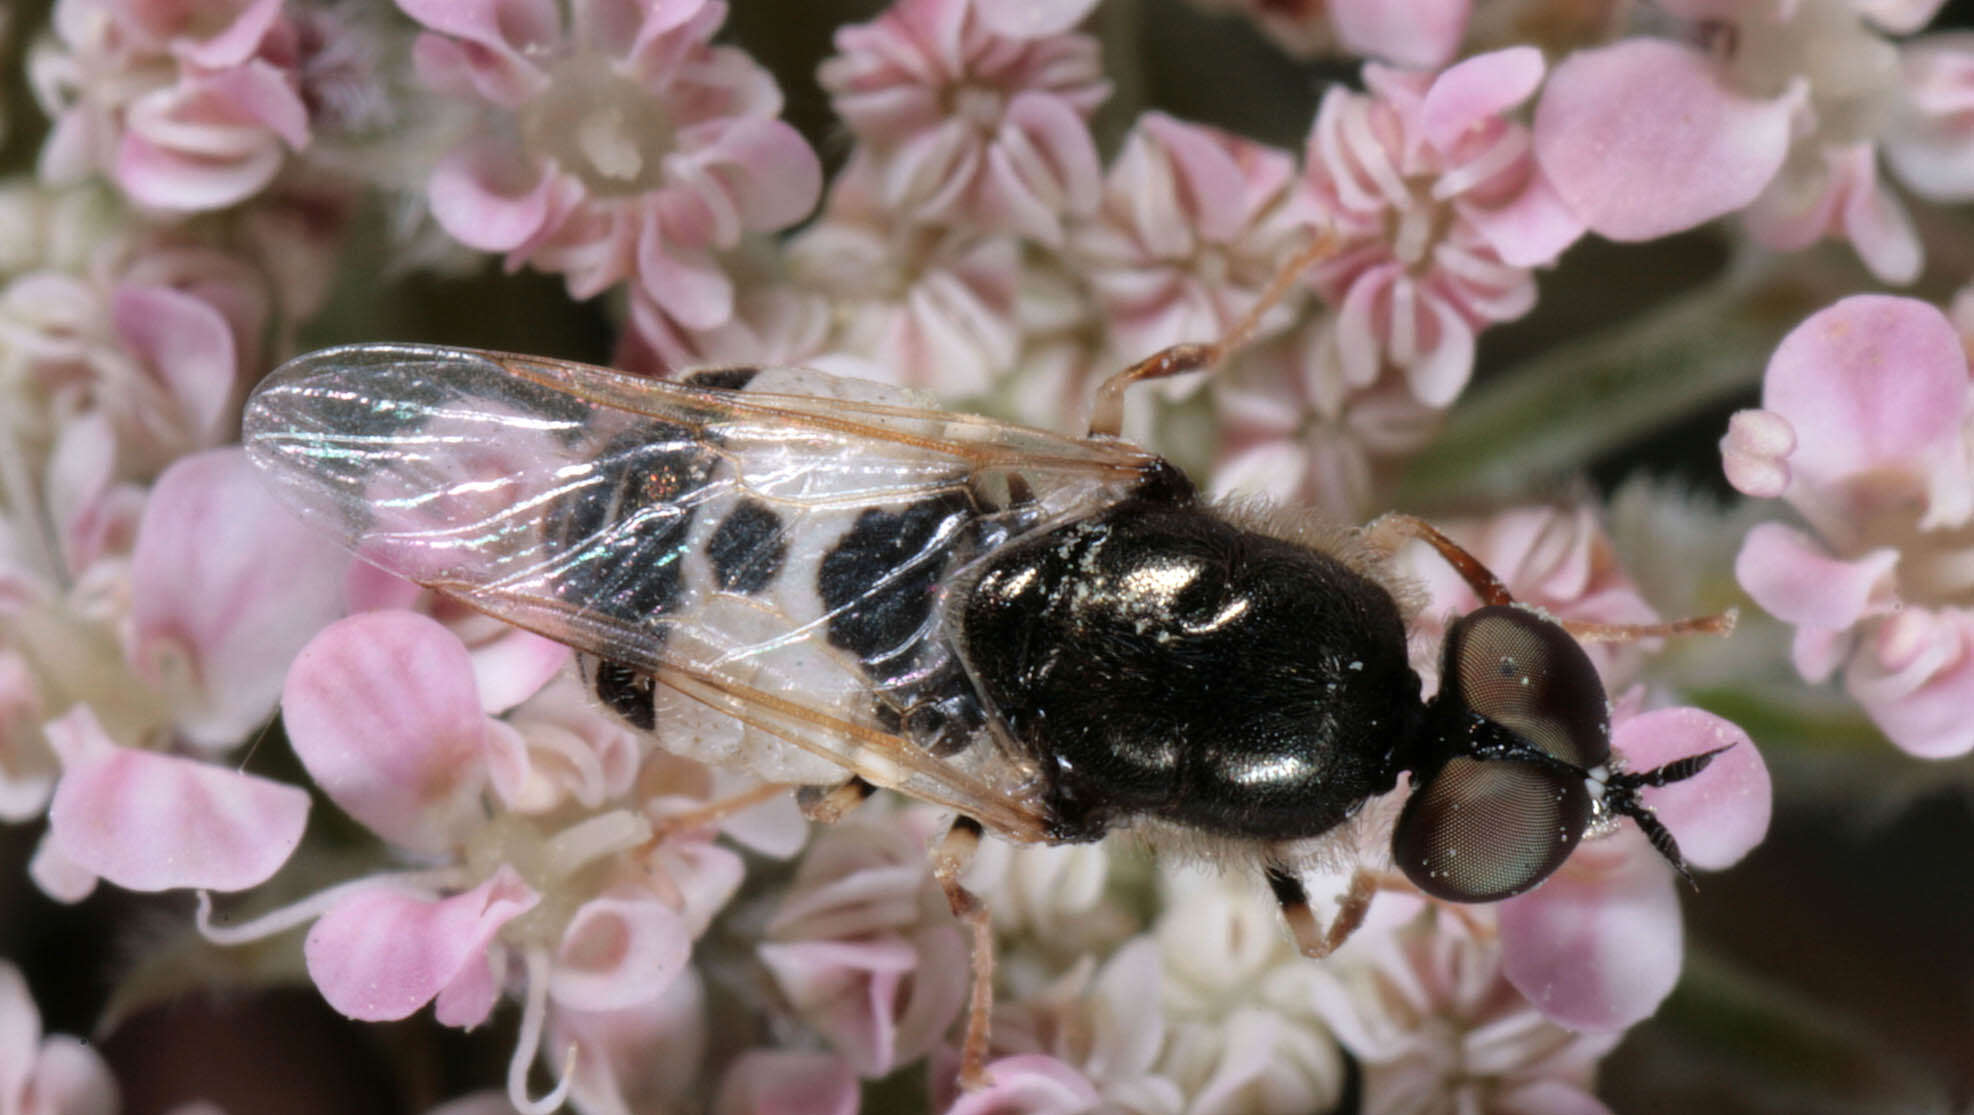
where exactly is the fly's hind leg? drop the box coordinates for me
[1265,866,1375,959]
[796,775,878,824]
[933,815,997,1091]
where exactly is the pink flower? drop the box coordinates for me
[788,156,1023,397]
[30,0,314,211]
[1070,113,1308,391]
[1885,31,1974,201]
[1723,293,1974,758]
[1534,0,1962,282]
[820,0,1110,247]
[761,806,969,1078]
[406,0,820,331]
[1306,911,1618,1115]
[984,938,1221,1115]
[549,970,708,1115]
[1497,705,1769,1030]
[1,448,341,901]
[1210,317,1444,519]
[203,610,758,1114]
[128,448,349,749]
[939,1055,1101,1115]
[1,241,270,481]
[1303,48,1584,409]
[622,278,830,379]
[0,960,120,1115]
[38,703,310,902]
[303,867,545,1023]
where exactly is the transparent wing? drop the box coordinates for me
[246,343,1164,840]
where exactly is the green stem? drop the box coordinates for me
[1395,245,1860,508]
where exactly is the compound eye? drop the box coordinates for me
[1446,605,1609,768]
[1393,756,1590,902]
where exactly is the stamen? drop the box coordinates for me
[507,947,577,1115]
[195,867,468,945]
[543,810,652,879]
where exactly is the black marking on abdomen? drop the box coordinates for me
[818,492,976,668]
[819,492,990,756]
[707,499,785,594]
[684,367,760,391]
[544,423,714,620]
[592,659,657,730]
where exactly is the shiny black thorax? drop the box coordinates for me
[959,497,1423,843]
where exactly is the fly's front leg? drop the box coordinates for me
[932,815,997,1091]
[1264,866,1375,959]
[1364,512,1738,642]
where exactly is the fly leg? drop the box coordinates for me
[933,815,997,1090]
[1364,512,1738,640]
[795,775,877,824]
[648,781,790,840]
[1264,865,1375,959]
[1087,229,1337,438]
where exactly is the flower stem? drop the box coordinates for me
[1394,245,1855,508]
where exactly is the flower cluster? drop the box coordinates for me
[402,0,822,359]
[1,0,377,920]
[1724,293,1974,759]
[1532,0,1974,282]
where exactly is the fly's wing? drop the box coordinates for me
[246,344,1164,841]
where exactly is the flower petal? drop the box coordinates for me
[1330,0,1471,69]
[428,142,559,253]
[1534,39,1795,240]
[116,133,282,212]
[1734,522,1897,631]
[1848,608,1974,759]
[972,0,1100,39]
[757,936,917,1077]
[304,867,539,1022]
[111,286,237,449]
[1613,707,1771,871]
[550,895,692,1012]
[281,612,487,852]
[130,449,349,748]
[1499,829,1683,1031]
[45,705,309,892]
[1422,47,1544,149]
[944,1054,1101,1115]
[1759,295,1967,496]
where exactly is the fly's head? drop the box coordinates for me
[1390,604,1727,903]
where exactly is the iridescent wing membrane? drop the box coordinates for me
[245,344,1163,840]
